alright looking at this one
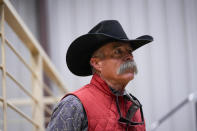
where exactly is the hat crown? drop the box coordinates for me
[88,20,129,40]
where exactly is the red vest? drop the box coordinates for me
[69,74,145,131]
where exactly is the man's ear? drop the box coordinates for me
[90,57,102,72]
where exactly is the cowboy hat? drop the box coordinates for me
[66,20,153,76]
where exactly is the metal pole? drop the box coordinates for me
[195,101,197,131]
[0,3,7,131]
[149,92,197,131]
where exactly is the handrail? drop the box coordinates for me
[0,0,69,130]
[4,37,39,79]
[6,71,39,104]
[7,101,40,128]
[149,92,197,131]
[0,0,67,93]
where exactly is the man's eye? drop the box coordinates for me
[114,48,122,54]
[128,49,133,54]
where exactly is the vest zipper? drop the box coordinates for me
[126,125,128,131]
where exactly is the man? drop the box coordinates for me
[47,20,153,131]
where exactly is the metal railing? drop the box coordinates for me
[149,92,197,131]
[0,0,68,130]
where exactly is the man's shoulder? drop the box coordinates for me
[60,95,83,109]
[74,84,92,93]
[77,83,97,93]
[47,95,88,131]
[61,84,90,100]
[63,84,92,98]
[52,95,83,117]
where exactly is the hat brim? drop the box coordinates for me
[66,33,153,76]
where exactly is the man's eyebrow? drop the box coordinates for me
[112,44,133,50]
[112,44,121,49]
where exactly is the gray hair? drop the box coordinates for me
[90,49,105,74]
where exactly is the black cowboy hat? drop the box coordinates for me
[66,20,153,76]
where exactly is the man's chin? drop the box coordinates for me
[117,72,134,82]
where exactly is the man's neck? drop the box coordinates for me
[97,73,127,92]
[109,86,125,96]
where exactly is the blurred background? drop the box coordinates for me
[0,0,197,131]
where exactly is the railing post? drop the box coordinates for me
[196,102,197,131]
[31,53,44,131]
[0,0,67,130]
[0,3,7,131]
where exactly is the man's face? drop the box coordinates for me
[91,42,136,89]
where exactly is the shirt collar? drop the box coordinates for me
[109,86,127,96]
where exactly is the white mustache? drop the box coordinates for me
[117,61,138,75]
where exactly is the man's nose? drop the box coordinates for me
[123,54,133,61]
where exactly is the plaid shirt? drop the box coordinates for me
[47,95,88,131]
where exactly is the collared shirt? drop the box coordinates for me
[47,87,127,131]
